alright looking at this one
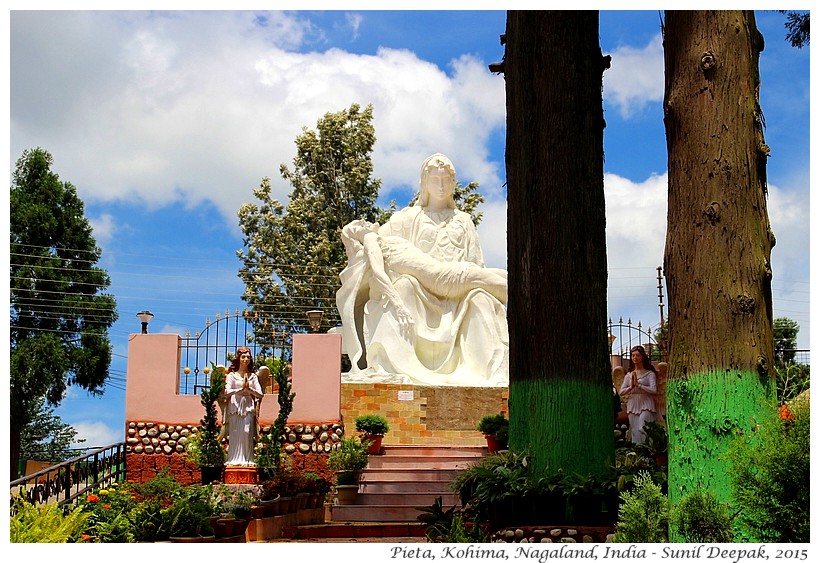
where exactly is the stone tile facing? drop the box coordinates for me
[341,383,509,446]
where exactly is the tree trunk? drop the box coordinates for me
[663,10,776,509]
[10,422,22,479]
[505,11,613,476]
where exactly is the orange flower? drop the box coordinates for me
[103,504,112,509]
[778,404,795,420]
[80,534,93,542]
[87,494,99,503]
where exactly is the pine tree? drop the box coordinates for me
[10,147,118,477]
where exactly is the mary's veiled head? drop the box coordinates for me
[418,153,456,208]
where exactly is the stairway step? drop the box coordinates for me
[352,491,459,506]
[359,479,455,493]
[325,444,485,525]
[365,455,478,470]
[361,468,462,481]
[380,445,486,457]
[283,522,426,540]
[332,504,433,522]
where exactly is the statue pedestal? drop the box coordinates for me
[340,383,508,445]
[224,466,258,485]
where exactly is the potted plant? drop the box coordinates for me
[355,414,390,455]
[302,472,332,509]
[327,437,369,504]
[212,486,253,538]
[476,413,509,453]
[186,363,227,484]
[256,478,282,516]
[267,468,302,514]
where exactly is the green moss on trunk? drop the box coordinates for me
[509,378,615,477]
[666,369,775,506]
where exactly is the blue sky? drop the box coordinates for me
[6,7,812,451]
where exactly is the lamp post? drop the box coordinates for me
[136,310,154,334]
[306,310,323,333]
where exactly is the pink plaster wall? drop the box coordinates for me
[288,333,342,423]
[125,332,342,431]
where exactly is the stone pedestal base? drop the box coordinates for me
[340,383,509,445]
[224,466,258,485]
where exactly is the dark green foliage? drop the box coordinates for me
[773,317,800,363]
[188,364,226,468]
[20,396,85,463]
[727,400,810,542]
[614,445,668,495]
[130,467,182,503]
[10,147,118,475]
[450,449,631,530]
[670,488,734,543]
[255,347,294,471]
[165,488,215,538]
[642,420,668,456]
[417,496,487,543]
[779,10,810,48]
[327,437,369,474]
[613,471,669,543]
[355,414,390,435]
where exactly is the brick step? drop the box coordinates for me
[359,479,455,493]
[379,445,486,457]
[331,503,434,522]
[282,522,427,541]
[365,455,477,470]
[350,491,459,506]
[361,468,462,481]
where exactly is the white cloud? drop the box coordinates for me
[605,171,668,274]
[11,11,506,233]
[476,199,507,270]
[344,12,363,40]
[603,33,664,119]
[71,420,123,449]
[89,213,117,247]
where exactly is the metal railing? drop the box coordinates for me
[608,318,663,363]
[178,309,292,395]
[10,442,127,508]
[777,348,810,366]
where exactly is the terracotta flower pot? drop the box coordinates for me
[335,485,359,505]
[278,496,293,514]
[485,434,506,453]
[259,495,280,517]
[296,492,309,511]
[364,434,384,455]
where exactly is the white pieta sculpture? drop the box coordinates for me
[334,153,509,387]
